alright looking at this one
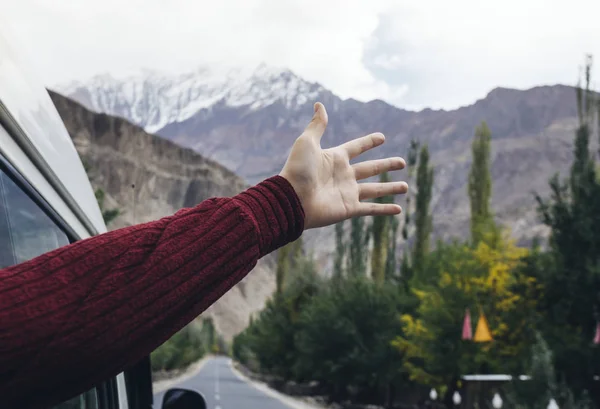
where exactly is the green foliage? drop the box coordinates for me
[236,254,322,379]
[333,221,345,280]
[232,326,254,366]
[94,188,120,226]
[394,235,534,394]
[233,60,600,408]
[151,322,206,372]
[468,121,495,245]
[506,334,594,409]
[532,61,600,404]
[201,318,216,352]
[276,244,291,295]
[385,215,400,282]
[506,333,557,409]
[244,295,298,378]
[235,257,408,405]
[399,249,412,289]
[82,159,91,173]
[276,237,305,294]
[151,318,227,373]
[102,208,120,225]
[399,139,422,285]
[291,236,303,261]
[294,276,407,403]
[347,216,370,277]
[402,139,420,241]
[84,160,120,226]
[412,145,434,274]
[371,172,393,283]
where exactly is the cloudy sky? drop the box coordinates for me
[3,0,600,110]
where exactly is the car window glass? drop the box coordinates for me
[0,167,98,409]
[0,169,69,267]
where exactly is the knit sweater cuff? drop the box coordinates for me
[235,175,305,257]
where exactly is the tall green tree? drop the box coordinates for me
[401,139,420,242]
[243,254,321,380]
[203,318,215,349]
[347,216,370,277]
[400,139,420,284]
[276,238,304,295]
[534,57,600,406]
[333,221,345,280]
[385,215,400,281]
[371,172,392,283]
[412,145,434,274]
[291,236,303,261]
[276,245,290,295]
[468,122,494,245]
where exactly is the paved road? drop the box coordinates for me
[154,356,295,409]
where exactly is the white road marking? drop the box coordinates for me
[215,359,220,395]
[215,394,220,400]
[215,406,221,409]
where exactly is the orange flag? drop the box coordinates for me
[473,311,493,342]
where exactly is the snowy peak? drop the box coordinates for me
[56,64,325,133]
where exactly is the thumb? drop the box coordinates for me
[302,102,328,142]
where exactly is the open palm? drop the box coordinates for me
[280,102,408,230]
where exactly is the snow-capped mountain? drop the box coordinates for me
[55,63,326,134]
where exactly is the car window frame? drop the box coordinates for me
[0,151,122,409]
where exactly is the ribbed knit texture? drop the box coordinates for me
[0,175,304,409]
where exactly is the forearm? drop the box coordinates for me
[0,175,304,409]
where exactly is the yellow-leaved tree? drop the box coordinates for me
[392,229,538,403]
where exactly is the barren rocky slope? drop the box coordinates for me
[49,90,276,341]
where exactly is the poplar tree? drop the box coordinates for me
[468,121,494,245]
[412,145,434,273]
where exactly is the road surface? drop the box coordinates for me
[153,356,299,409]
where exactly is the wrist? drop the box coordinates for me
[236,176,305,256]
[278,171,313,229]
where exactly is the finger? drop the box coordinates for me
[353,157,406,180]
[358,182,408,201]
[355,202,402,217]
[301,102,328,143]
[341,133,385,160]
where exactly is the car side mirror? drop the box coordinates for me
[161,388,207,409]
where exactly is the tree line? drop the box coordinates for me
[151,317,227,373]
[233,61,600,408]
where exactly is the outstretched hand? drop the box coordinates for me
[279,102,408,230]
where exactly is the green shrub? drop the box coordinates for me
[151,323,206,372]
[294,276,406,403]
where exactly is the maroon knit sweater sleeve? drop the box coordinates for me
[0,175,304,409]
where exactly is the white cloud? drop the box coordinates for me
[369,0,600,109]
[372,54,408,70]
[2,0,599,110]
[1,0,398,103]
